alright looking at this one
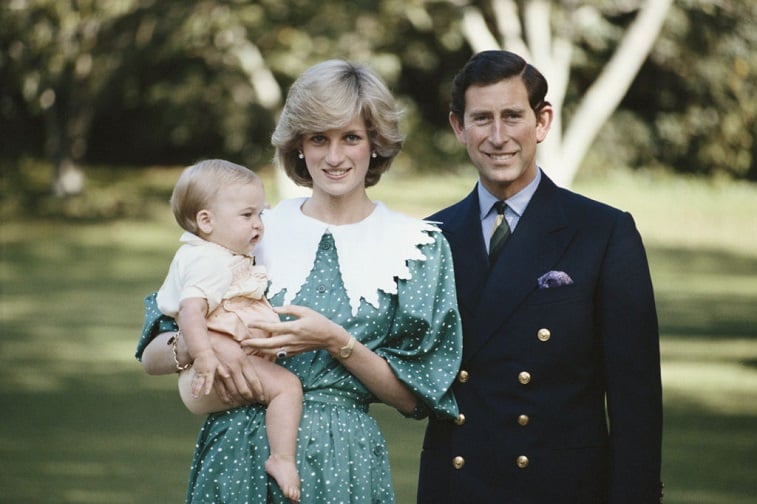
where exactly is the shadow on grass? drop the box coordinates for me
[649,246,757,339]
[2,219,756,503]
[0,372,202,504]
[662,403,757,504]
[649,247,757,503]
[4,368,756,504]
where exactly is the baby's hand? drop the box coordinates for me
[191,350,220,398]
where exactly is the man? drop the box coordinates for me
[418,50,663,503]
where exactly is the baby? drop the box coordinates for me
[156,159,301,503]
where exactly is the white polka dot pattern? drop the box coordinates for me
[137,225,463,503]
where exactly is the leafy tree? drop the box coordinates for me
[87,1,282,167]
[2,0,143,196]
[1,0,753,212]
[1,0,416,201]
[626,0,756,180]
[1,1,285,198]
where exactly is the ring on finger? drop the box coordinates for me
[276,348,287,359]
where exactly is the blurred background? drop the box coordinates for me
[1,1,756,503]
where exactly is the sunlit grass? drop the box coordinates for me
[1,166,756,503]
[575,168,757,258]
[661,337,757,415]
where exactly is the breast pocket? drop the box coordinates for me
[526,283,583,306]
[519,283,597,362]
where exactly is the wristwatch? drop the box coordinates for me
[338,335,356,359]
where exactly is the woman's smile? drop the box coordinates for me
[323,167,351,177]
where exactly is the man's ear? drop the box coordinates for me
[196,209,213,235]
[535,104,554,144]
[449,111,467,144]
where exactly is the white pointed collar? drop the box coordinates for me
[257,198,438,315]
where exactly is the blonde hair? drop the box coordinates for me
[271,59,404,188]
[170,159,261,234]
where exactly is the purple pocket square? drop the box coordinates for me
[537,270,574,289]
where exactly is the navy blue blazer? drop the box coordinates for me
[418,174,662,503]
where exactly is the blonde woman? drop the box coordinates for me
[137,61,462,503]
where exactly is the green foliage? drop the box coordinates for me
[0,158,180,220]
[591,0,757,179]
[1,168,756,503]
[1,0,755,195]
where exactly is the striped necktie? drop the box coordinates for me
[489,200,510,264]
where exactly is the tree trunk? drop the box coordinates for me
[53,158,85,197]
[559,0,674,187]
[43,103,84,197]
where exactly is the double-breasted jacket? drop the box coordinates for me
[418,173,663,504]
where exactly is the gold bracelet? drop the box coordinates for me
[169,329,192,373]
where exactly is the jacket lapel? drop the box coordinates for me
[463,175,576,362]
[437,190,490,316]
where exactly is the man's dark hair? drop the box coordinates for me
[450,50,549,122]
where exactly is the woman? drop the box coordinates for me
[136,60,463,503]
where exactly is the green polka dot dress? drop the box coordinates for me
[137,199,463,503]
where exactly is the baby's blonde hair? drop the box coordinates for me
[170,159,261,234]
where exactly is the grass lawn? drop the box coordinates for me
[1,164,756,503]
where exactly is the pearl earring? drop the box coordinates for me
[371,151,377,159]
[298,152,304,159]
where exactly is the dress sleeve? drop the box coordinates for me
[134,292,178,361]
[375,230,462,420]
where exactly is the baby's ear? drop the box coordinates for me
[196,209,213,234]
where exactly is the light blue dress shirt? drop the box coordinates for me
[478,168,542,251]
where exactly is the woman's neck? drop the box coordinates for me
[301,191,375,225]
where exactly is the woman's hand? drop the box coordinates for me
[209,331,265,404]
[241,305,349,357]
[244,304,417,414]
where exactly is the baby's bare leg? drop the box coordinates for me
[252,356,303,503]
[178,368,243,415]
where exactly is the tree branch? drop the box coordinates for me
[560,0,673,186]
[523,0,550,66]
[492,0,529,58]
[460,6,500,53]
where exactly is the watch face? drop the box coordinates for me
[338,336,355,359]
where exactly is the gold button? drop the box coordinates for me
[452,456,465,469]
[517,414,530,426]
[518,371,531,384]
[458,370,470,383]
[537,328,551,341]
[454,413,466,425]
[516,455,529,469]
